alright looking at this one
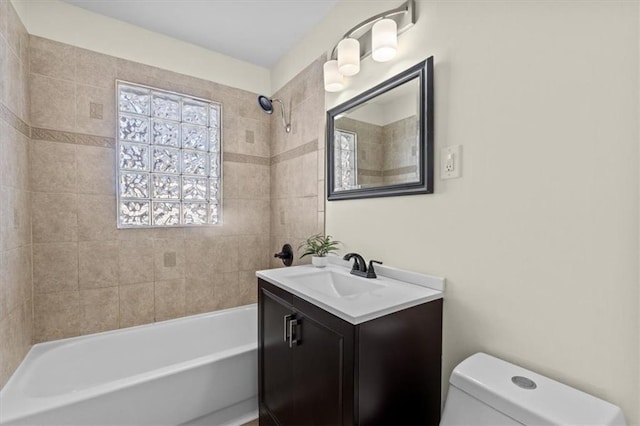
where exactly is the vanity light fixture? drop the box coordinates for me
[337,38,360,76]
[323,0,416,92]
[372,18,398,62]
[324,60,345,92]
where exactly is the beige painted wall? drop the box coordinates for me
[11,0,271,95]
[276,0,640,422]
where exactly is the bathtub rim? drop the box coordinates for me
[0,303,258,424]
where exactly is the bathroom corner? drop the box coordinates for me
[0,0,32,390]
[269,57,326,269]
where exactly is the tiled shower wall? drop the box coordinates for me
[27,36,271,343]
[270,58,325,267]
[0,11,326,385]
[0,0,32,388]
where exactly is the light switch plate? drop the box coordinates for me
[441,145,462,179]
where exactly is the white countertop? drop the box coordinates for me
[256,261,444,325]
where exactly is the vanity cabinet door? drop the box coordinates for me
[259,280,355,426]
[291,296,354,426]
[259,285,296,426]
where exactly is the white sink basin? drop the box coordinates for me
[286,270,384,298]
[257,264,444,324]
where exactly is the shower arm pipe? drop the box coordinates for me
[329,0,414,60]
[271,98,291,133]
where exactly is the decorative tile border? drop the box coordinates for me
[359,168,384,177]
[224,152,270,166]
[31,127,116,148]
[75,133,115,149]
[383,165,417,177]
[0,103,30,137]
[31,127,75,144]
[271,139,317,165]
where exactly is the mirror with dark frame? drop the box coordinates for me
[326,57,434,200]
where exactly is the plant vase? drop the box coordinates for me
[312,256,329,268]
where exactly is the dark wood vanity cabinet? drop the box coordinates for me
[258,278,443,426]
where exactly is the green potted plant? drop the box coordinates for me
[298,234,341,268]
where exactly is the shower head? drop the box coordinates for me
[257,95,291,133]
[258,95,273,114]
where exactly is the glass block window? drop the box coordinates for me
[117,81,222,227]
[334,129,357,191]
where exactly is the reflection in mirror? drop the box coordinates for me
[327,58,433,200]
[334,77,419,191]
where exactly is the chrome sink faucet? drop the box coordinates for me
[343,253,382,279]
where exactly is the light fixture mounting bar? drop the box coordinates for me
[329,0,416,61]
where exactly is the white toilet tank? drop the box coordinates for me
[440,353,626,426]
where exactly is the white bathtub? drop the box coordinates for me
[0,304,258,426]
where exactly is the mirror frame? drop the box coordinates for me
[326,57,434,201]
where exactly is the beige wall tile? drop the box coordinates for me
[5,42,27,121]
[4,247,30,312]
[234,118,269,157]
[76,145,115,195]
[184,238,214,279]
[79,287,119,335]
[115,58,163,84]
[0,0,7,41]
[237,163,270,200]
[30,74,76,132]
[238,271,258,305]
[318,181,325,212]
[212,236,238,273]
[291,197,320,240]
[1,125,29,190]
[75,84,115,137]
[32,192,77,243]
[0,39,6,113]
[185,278,216,315]
[300,151,318,197]
[219,198,239,235]
[0,252,7,324]
[237,198,270,235]
[238,235,269,272]
[119,282,154,328]
[33,242,78,294]
[155,278,185,321]
[237,90,264,122]
[1,188,31,251]
[118,239,154,285]
[75,47,116,89]
[79,241,118,289]
[222,161,240,199]
[213,272,239,310]
[0,304,29,388]
[34,291,80,342]
[30,36,75,80]
[77,194,117,241]
[30,140,76,193]
[153,238,185,281]
[5,2,23,57]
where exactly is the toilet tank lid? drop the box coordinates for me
[449,353,626,426]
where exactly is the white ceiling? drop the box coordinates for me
[62,0,339,68]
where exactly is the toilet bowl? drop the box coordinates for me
[441,353,626,425]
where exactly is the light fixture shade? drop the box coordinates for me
[323,60,344,92]
[337,38,360,76]
[372,18,398,62]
